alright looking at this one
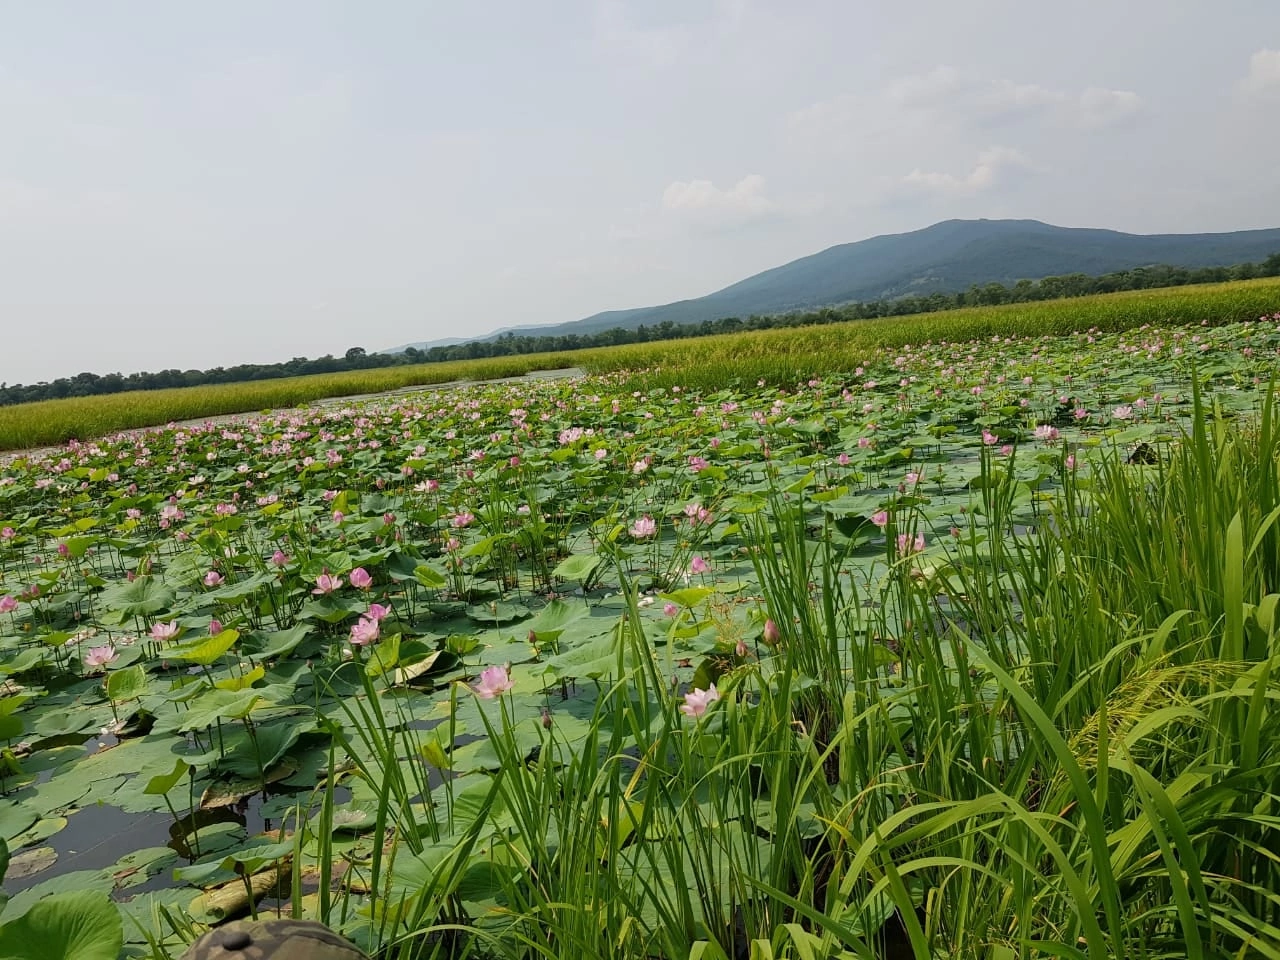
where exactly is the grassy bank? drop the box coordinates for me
[3,277,1278,450]
[0,354,583,451]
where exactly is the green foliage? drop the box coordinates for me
[0,890,123,960]
[3,304,1280,959]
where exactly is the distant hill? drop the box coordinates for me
[389,219,1280,351]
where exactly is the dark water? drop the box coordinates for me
[5,782,354,897]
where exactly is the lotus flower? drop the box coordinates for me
[349,617,380,646]
[629,515,657,539]
[763,619,781,646]
[896,532,926,555]
[472,664,514,699]
[83,645,119,669]
[680,684,720,719]
[150,621,179,642]
[313,570,343,595]
[349,567,373,589]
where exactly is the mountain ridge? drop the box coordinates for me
[389,218,1280,351]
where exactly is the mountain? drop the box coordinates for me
[389,219,1280,351]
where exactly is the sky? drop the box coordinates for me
[2,1,1279,384]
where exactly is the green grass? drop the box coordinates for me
[3,277,1279,451]
[587,276,1280,391]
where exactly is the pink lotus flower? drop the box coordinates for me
[271,549,291,567]
[1065,454,1076,470]
[366,602,392,621]
[689,555,710,575]
[203,570,224,588]
[683,503,712,526]
[208,619,224,636]
[763,619,781,646]
[331,510,345,523]
[836,453,851,466]
[905,472,920,485]
[349,567,373,590]
[472,664,514,699]
[629,515,657,539]
[1034,425,1060,442]
[349,617,380,646]
[84,645,119,669]
[0,595,16,614]
[452,511,475,529]
[981,430,999,446]
[896,532,926,555]
[871,510,889,528]
[663,601,679,617]
[688,456,709,472]
[150,621,179,642]
[0,526,14,539]
[680,684,720,718]
[1112,405,1134,420]
[313,570,343,594]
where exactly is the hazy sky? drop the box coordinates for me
[2,2,1278,384]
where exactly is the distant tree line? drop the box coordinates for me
[4,253,1279,407]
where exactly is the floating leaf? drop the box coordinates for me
[391,650,445,685]
[169,631,239,666]
[363,634,401,680]
[552,554,601,584]
[524,599,590,643]
[412,564,446,589]
[143,758,191,797]
[214,663,265,691]
[105,665,148,703]
[5,846,56,881]
[465,601,530,625]
[249,624,312,660]
[0,889,123,960]
[98,576,174,619]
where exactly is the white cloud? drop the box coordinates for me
[1078,87,1143,126]
[887,65,965,108]
[864,65,1142,128]
[1241,48,1280,96]
[978,80,1067,115]
[901,146,1030,197]
[661,174,777,226]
